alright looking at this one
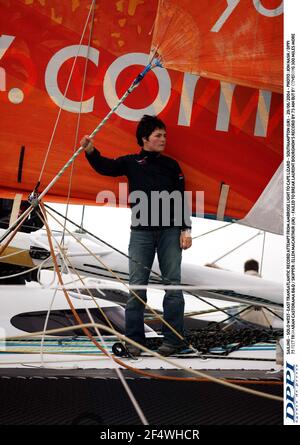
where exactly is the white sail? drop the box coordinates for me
[239,162,283,235]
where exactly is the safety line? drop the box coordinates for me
[38,0,96,182]
[0,323,283,402]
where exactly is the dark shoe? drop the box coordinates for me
[125,343,141,357]
[157,343,184,357]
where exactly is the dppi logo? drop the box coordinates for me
[286,362,298,423]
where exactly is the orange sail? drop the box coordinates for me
[151,0,283,93]
[0,0,283,221]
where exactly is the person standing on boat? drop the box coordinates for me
[81,115,192,356]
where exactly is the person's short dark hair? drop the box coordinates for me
[244,259,259,273]
[136,115,166,147]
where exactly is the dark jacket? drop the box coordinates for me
[86,148,191,231]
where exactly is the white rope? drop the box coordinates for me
[0,257,50,280]
[192,221,233,240]
[57,266,149,425]
[39,211,149,425]
[29,282,281,293]
[38,0,96,181]
[34,208,80,365]
[45,207,185,341]
[114,367,149,425]
[37,210,87,365]
[0,357,108,366]
[0,56,159,245]
[45,226,115,333]
[260,231,266,276]
[211,231,262,264]
[39,263,67,367]
[0,248,28,260]
[0,323,283,402]
[62,0,96,243]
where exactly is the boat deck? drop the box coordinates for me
[0,367,283,425]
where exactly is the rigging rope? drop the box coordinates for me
[217,304,259,329]
[0,257,50,281]
[0,323,283,402]
[0,248,28,260]
[0,59,161,245]
[38,0,96,183]
[62,0,96,244]
[45,206,185,342]
[263,306,283,321]
[210,231,262,265]
[260,231,266,276]
[44,204,267,326]
[0,207,35,256]
[37,207,116,340]
[44,203,284,386]
[1,210,282,403]
[46,205,266,350]
[192,221,233,240]
[39,203,149,425]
